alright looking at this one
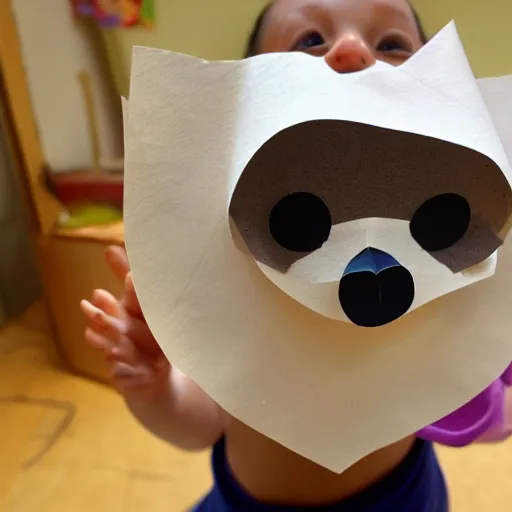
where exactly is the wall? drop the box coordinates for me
[101,0,269,97]
[414,0,511,78]
[12,0,123,172]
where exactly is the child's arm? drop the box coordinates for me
[81,246,227,451]
[125,364,226,451]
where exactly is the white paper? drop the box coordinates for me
[123,21,512,472]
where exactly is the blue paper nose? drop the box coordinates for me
[338,248,415,328]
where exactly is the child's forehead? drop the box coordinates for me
[267,0,414,23]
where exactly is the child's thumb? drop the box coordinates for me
[105,245,130,281]
[123,272,144,319]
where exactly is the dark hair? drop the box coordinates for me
[244,1,428,58]
[411,4,428,45]
[244,3,273,58]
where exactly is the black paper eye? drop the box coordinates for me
[269,192,331,252]
[410,193,470,252]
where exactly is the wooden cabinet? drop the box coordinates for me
[37,228,124,384]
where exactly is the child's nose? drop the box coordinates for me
[324,33,376,73]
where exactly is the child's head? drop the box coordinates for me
[245,0,428,72]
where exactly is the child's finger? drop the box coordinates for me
[86,324,141,367]
[91,289,124,320]
[81,299,107,330]
[83,296,162,365]
[122,272,144,319]
[111,361,155,388]
[121,313,165,360]
[80,300,124,333]
[106,335,140,366]
[105,245,130,282]
[82,300,135,358]
[85,328,115,354]
[104,246,144,318]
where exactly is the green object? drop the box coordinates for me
[140,0,155,26]
[58,203,122,228]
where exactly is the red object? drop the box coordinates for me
[44,168,124,209]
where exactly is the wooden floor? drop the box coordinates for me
[0,301,211,512]
[1,301,511,511]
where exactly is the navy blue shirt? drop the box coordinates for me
[193,437,448,511]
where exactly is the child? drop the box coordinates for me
[81,1,508,510]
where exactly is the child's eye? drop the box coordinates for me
[291,32,325,51]
[376,36,412,53]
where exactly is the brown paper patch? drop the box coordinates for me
[229,120,511,273]
[431,219,503,273]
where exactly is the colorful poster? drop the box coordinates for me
[71,0,155,28]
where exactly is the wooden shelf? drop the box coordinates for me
[53,220,124,245]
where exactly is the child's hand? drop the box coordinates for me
[81,246,170,400]
[81,247,225,449]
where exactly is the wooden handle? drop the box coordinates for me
[78,71,101,170]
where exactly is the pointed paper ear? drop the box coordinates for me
[129,46,208,100]
[131,45,207,69]
[399,22,479,110]
[477,76,512,166]
[131,46,207,68]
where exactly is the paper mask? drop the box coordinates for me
[123,22,512,472]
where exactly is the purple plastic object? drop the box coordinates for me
[75,5,95,16]
[417,362,512,446]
